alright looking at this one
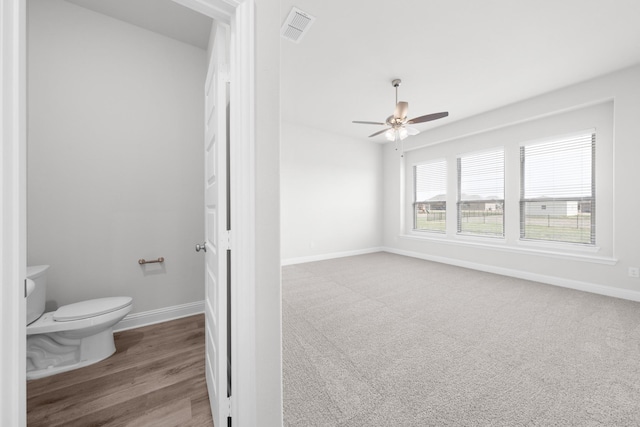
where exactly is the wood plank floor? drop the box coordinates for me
[27,314,213,427]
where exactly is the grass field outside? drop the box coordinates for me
[415,210,593,244]
[415,211,446,232]
[458,210,503,236]
[523,213,592,244]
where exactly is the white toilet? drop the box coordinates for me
[26,265,132,380]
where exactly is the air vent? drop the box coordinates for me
[281,7,315,43]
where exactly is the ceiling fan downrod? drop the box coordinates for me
[392,78,401,106]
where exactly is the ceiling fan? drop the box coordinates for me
[353,79,448,154]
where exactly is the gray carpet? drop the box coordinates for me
[282,252,640,426]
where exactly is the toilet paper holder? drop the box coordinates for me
[138,257,165,265]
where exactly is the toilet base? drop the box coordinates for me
[27,327,117,380]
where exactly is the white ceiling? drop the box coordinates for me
[63,0,640,143]
[281,0,640,141]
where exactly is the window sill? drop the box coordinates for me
[516,238,600,254]
[400,232,617,265]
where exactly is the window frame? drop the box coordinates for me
[519,131,596,245]
[456,147,505,238]
[402,101,613,263]
[413,159,447,233]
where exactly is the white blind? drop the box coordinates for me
[458,149,504,201]
[522,133,594,199]
[415,160,447,202]
[457,148,504,237]
[520,131,595,245]
[414,160,447,233]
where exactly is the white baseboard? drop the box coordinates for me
[114,300,204,332]
[382,247,640,302]
[281,247,384,266]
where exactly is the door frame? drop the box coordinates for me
[0,0,257,425]
[1,0,27,425]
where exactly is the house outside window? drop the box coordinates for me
[457,148,504,237]
[414,159,447,233]
[520,131,595,244]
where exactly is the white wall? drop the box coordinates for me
[255,0,283,423]
[27,0,206,314]
[281,122,383,262]
[384,63,640,298]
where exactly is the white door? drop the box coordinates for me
[201,24,231,427]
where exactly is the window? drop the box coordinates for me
[457,148,504,237]
[520,132,595,244]
[414,160,447,233]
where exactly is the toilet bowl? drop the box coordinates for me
[26,265,132,380]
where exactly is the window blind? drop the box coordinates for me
[520,132,595,244]
[414,160,447,232]
[457,148,504,237]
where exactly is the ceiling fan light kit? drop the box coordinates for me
[353,78,449,156]
[385,127,408,142]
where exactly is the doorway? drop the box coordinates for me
[2,0,274,425]
[26,0,219,421]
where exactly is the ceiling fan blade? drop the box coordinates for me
[406,111,449,124]
[368,128,391,138]
[352,120,385,125]
[394,101,409,120]
[405,126,420,136]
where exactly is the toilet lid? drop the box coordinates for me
[53,297,133,322]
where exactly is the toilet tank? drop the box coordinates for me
[26,265,49,325]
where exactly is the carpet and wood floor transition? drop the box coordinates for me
[27,252,640,426]
[283,252,640,426]
[27,314,212,427]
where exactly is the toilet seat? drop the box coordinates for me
[26,297,133,336]
[54,297,132,322]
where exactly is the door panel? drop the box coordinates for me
[203,23,230,427]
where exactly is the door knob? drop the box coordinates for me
[195,243,207,252]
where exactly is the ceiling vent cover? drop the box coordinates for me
[281,7,316,43]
